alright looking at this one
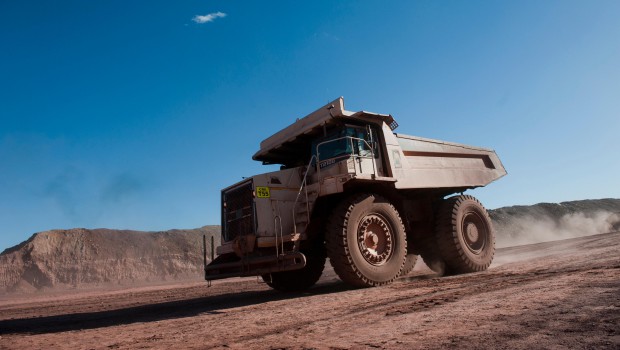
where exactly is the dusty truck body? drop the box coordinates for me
[205,97,506,290]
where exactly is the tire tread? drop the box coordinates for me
[435,195,495,274]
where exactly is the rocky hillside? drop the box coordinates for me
[0,227,220,293]
[1,198,619,294]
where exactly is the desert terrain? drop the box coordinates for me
[1,230,618,349]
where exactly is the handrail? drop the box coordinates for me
[289,136,377,249]
[292,154,317,237]
[273,215,283,257]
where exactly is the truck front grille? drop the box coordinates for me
[221,180,255,242]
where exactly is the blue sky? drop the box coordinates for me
[1,1,619,251]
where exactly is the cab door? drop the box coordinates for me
[347,125,384,177]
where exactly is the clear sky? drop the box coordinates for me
[1,1,619,251]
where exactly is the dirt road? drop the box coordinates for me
[1,232,619,349]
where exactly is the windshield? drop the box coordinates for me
[312,126,373,161]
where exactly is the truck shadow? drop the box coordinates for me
[0,280,354,336]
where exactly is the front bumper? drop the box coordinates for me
[205,252,306,281]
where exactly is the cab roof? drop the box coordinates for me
[253,97,398,165]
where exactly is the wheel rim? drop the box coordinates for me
[461,210,488,254]
[357,214,394,266]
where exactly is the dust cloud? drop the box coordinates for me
[494,210,620,248]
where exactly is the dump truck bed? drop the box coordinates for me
[390,133,506,190]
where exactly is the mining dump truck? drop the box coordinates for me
[205,97,506,291]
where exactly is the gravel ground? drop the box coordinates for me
[1,232,618,350]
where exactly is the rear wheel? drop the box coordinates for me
[435,195,495,274]
[326,193,407,287]
[417,227,445,275]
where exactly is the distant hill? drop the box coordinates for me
[490,198,620,247]
[1,198,619,294]
[0,226,220,294]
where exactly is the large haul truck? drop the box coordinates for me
[205,97,506,291]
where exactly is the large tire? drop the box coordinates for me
[261,241,326,292]
[398,254,418,277]
[417,228,446,275]
[435,195,495,274]
[326,193,407,287]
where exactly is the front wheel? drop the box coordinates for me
[262,241,326,292]
[326,193,407,287]
[435,195,495,274]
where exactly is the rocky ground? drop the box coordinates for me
[1,231,618,350]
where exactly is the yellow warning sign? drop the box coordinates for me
[255,186,270,198]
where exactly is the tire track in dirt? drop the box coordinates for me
[209,233,620,348]
[199,263,618,348]
[0,232,618,350]
[383,265,619,317]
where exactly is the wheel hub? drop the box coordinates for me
[466,222,479,242]
[365,232,379,248]
[462,211,487,254]
[358,214,393,266]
